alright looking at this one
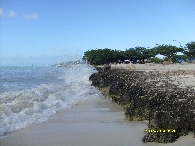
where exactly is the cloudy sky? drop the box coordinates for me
[0,0,195,66]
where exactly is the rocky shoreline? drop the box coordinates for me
[89,67,195,143]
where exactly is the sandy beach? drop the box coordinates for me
[1,96,195,146]
[110,62,195,71]
[1,63,195,146]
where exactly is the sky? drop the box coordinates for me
[0,0,195,66]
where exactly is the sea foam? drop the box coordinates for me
[0,64,100,140]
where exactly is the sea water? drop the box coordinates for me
[0,64,100,140]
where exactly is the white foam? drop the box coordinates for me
[0,64,100,140]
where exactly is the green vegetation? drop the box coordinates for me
[154,44,184,61]
[150,57,163,63]
[184,41,195,57]
[83,41,195,65]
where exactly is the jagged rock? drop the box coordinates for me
[89,69,195,143]
[104,64,111,70]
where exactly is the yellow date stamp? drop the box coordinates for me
[144,129,176,133]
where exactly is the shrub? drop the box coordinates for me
[150,57,163,63]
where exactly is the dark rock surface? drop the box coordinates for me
[89,68,195,143]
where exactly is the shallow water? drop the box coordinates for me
[0,66,66,92]
[0,64,100,140]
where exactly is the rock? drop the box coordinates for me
[104,64,111,70]
[89,69,195,143]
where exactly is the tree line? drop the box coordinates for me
[82,41,195,65]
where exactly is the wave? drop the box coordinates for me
[0,64,101,140]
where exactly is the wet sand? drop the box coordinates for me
[1,97,195,146]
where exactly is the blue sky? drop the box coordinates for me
[0,0,195,66]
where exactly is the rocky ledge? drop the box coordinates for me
[89,68,195,143]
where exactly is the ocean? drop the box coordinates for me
[0,64,100,140]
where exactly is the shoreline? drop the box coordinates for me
[1,97,148,146]
[1,63,195,145]
[1,97,195,146]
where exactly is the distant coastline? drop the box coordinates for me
[51,60,87,67]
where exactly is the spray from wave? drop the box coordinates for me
[0,64,101,140]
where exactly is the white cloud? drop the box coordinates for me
[0,8,3,17]
[0,9,18,18]
[8,10,17,17]
[24,12,38,20]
